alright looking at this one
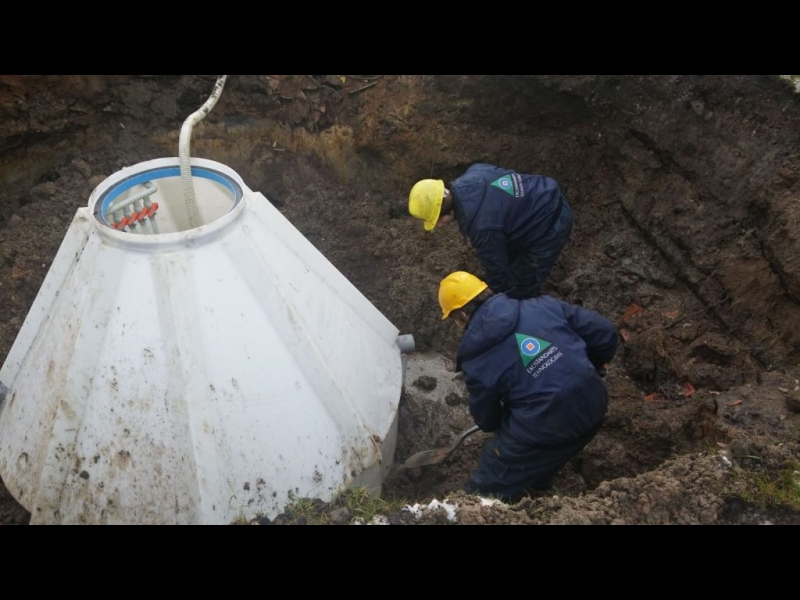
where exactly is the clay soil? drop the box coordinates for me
[2,75,800,525]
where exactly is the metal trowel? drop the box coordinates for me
[399,424,481,469]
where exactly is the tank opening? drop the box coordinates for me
[92,165,243,234]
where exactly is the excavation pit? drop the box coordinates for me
[1,75,799,525]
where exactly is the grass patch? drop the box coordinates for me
[281,497,331,525]
[778,75,800,93]
[263,486,409,525]
[736,460,800,511]
[333,486,407,524]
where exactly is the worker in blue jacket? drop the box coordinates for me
[409,164,573,299]
[438,270,618,503]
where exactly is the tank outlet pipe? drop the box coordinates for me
[179,75,228,229]
[396,334,415,399]
[396,334,415,354]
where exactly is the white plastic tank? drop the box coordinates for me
[0,157,412,524]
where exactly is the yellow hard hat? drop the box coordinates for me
[438,271,488,320]
[409,179,445,231]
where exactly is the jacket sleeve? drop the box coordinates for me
[463,373,503,432]
[559,301,619,368]
[469,229,511,294]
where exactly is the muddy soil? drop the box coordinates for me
[1,75,799,525]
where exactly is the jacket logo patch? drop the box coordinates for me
[515,333,552,366]
[491,175,516,196]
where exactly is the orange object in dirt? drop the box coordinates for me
[620,303,645,323]
[683,382,696,397]
[727,400,743,407]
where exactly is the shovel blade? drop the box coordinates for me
[399,424,481,469]
[400,447,453,469]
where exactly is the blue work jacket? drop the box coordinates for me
[457,294,618,447]
[450,163,564,293]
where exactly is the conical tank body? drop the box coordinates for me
[0,158,405,524]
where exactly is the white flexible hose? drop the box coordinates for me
[179,75,228,228]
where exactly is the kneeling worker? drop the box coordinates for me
[438,270,619,502]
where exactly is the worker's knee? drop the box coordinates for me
[465,435,557,501]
